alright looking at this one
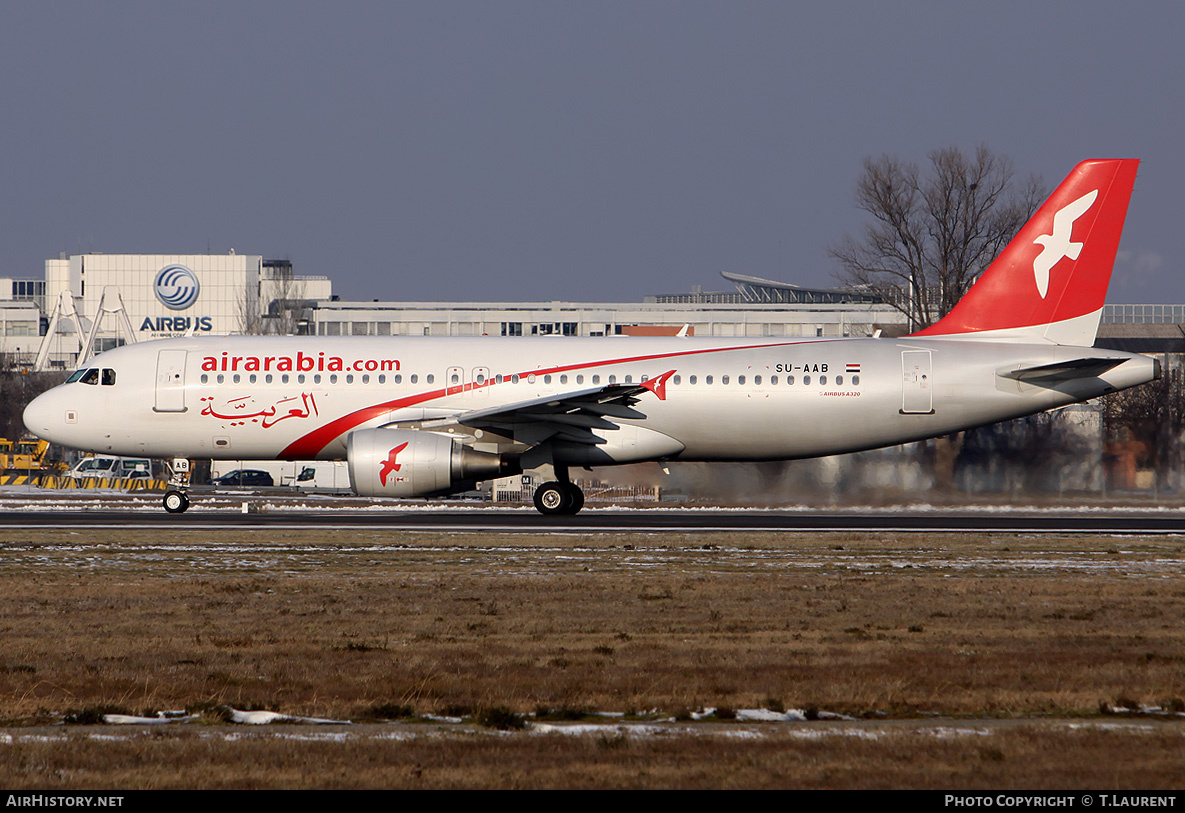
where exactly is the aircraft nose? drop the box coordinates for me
[23,389,60,441]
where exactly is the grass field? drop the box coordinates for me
[1,526,1184,788]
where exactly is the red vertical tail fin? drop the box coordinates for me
[911,159,1139,345]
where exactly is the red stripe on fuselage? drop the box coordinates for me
[278,339,818,458]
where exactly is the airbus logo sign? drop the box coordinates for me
[154,264,201,310]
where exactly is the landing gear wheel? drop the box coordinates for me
[533,481,585,515]
[562,482,585,515]
[533,481,571,516]
[163,489,190,514]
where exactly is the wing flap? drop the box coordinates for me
[455,371,676,446]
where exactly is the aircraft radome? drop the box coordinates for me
[24,159,1157,515]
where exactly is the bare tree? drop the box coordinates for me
[831,145,1045,330]
[237,266,307,335]
[262,273,307,336]
[1102,357,1185,491]
[0,352,65,441]
[237,278,264,335]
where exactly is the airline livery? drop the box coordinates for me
[23,159,1157,515]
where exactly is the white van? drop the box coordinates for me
[66,456,154,480]
[284,461,351,491]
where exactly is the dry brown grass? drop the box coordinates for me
[1,527,1184,787]
[1,722,1184,789]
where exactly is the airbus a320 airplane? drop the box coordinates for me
[24,159,1157,515]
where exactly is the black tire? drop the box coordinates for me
[163,490,190,514]
[563,483,585,515]
[533,481,571,515]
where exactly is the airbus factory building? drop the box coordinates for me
[2,252,1178,372]
[2,253,913,370]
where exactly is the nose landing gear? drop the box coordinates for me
[163,458,191,514]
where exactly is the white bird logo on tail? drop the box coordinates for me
[1032,189,1098,298]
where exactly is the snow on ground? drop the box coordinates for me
[5,484,1185,515]
[229,709,351,725]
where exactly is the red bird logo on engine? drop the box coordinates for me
[379,442,409,486]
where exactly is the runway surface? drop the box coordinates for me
[1,490,1183,533]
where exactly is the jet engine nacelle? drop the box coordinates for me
[347,428,505,497]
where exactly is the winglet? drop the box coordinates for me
[910,159,1139,345]
[641,370,677,401]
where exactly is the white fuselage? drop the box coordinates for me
[24,334,1157,467]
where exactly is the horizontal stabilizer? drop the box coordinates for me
[997,357,1125,383]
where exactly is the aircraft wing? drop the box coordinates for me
[446,370,676,447]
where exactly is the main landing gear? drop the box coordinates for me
[533,466,585,516]
[163,458,191,514]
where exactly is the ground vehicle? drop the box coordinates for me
[0,438,50,471]
[23,159,1158,515]
[286,461,351,491]
[65,455,153,480]
[210,469,275,487]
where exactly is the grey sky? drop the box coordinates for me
[1,1,1181,304]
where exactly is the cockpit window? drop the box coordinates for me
[79,369,100,385]
[67,368,90,384]
[102,369,116,386]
